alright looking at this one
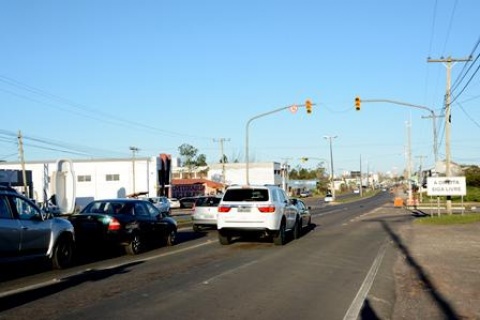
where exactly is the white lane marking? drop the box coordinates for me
[202,260,259,285]
[343,238,389,320]
[0,240,215,299]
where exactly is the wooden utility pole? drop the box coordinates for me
[427,56,471,214]
[213,138,230,191]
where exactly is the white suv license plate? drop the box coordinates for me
[237,207,251,213]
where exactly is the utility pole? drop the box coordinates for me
[406,121,412,206]
[421,112,443,165]
[17,130,28,198]
[323,135,337,200]
[416,155,426,203]
[214,138,230,191]
[129,146,139,195]
[428,56,471,214]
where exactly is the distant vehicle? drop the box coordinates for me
[168,198,181,209]
[290,198,312,235]
[192,196,222,232]
[299,190,312,198]
[217,185,299,245]
[324,192,333,202]
[353,189,360,194]
[69,198,177,255]
[0,185,75,269]
[179,196,199,208]
[147,196,170,214]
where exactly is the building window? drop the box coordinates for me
[106,174,120,181]
[77,175,92,182]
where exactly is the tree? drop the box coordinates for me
[178,143,208,176]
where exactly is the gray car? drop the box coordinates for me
[0,185,75,269]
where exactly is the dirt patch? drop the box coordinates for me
[392,220,480,319]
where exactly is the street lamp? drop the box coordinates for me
[323,135,337,200]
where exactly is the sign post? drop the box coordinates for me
[426,177,466,215]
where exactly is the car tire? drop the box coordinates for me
[193,224,201,232]
[51,235,74,269]
[273,222,286,246]
[125,233,142,255]
[164,229,177,246]
[293,219,301,240]
[218,231,232,245]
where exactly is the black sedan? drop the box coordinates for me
[69,198,177,255]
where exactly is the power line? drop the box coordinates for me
[0,74,214,141]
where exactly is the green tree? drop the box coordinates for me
[464,165,480,187]
[178,143,207,174]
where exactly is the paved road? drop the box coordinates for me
[1,192,405,320]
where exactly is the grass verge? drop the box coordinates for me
[416,213,480,225]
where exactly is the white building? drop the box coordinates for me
[0,156,172,209]
[208,162,284,186]
[0,158,284,209]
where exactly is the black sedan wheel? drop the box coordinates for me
[164,229,177,246]
[125,233,142,255]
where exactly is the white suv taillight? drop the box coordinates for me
[218,206,231,213]
[257,205,275,213]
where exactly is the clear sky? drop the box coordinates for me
[1,0,479,177]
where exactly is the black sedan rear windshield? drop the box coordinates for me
[195,197,221,207]
[222,189,269,202]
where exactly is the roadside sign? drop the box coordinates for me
[426,177,466,196]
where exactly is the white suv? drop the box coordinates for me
[217,185,299,245]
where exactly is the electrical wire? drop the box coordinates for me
[0,74,215,141]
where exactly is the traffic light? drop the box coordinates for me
[305,99,312,114]
[355,96,361,111]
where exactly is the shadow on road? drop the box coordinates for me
[0,261,144,312]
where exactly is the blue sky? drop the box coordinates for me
[1,0,479,176]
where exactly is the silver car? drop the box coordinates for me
[191,196,222,232]
[0,185,75,269]
[148,196,171,215]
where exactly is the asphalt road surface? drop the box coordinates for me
[0,191,405,320]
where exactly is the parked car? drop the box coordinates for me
[69,198,177,255]
[192,196,222,232]
[0,185,75,269]
[147,196,171,215]
[217,185,300,245]
[168,198,181,209]
[290,198,312,235]
[179,196,199,208]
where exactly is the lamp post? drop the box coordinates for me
[323,135,337,200]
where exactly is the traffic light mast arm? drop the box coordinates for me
[359,98,440,164]
[245,101,315,184]
[360,99,434,114]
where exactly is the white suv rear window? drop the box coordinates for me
[222,188,269,202]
